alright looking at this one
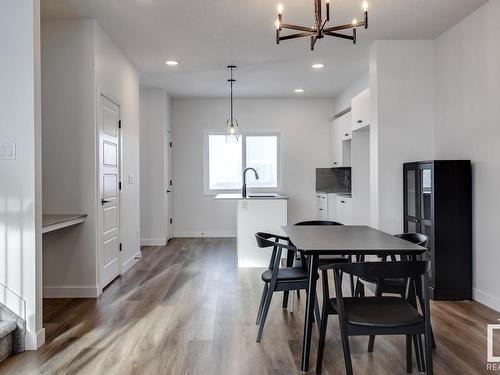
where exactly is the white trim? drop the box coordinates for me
[140,238,167,246]
[24,328,45,351]
[121,251,142,274]
[43,286,100,298]
[173,231,236,238]
[474,288,500,312]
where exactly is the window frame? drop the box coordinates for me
[203,129,285,195]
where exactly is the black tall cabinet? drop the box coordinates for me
[403,160,472,301]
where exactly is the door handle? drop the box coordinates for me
[101,199,110,205]
[357,120,363,124]
[167,190,172,193]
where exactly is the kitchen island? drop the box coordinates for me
[215,193,288,267]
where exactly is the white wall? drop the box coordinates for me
[95,23,141,275]
[0,0,43,349]
[171,99,332,237]
[369,40,435,233]
[434,0,500,310]
[332,73,368,116]
[41,19,98,297]
[41,19,141,296]
[140,87,171,246]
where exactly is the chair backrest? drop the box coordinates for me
[255,232,296,251]
[328,260,430,280]
[395,232,428,247]
[294,220,343,226]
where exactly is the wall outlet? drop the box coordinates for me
[0,143,16,160]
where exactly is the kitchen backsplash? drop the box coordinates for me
[316,167,351,193]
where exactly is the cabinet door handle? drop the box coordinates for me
[357,120,363,124]
[101,199,110,205]
[319,208,324,211]
[333,162,338,165]
[341,200,346,203]
[345,133,349,137]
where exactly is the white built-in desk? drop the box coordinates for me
[42,214,87,234]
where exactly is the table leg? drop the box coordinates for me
[301,254,319,373]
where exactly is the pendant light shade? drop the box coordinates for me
[225,65,240,142]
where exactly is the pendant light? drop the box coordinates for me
[225,65,240,142]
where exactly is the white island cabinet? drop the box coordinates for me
[215,194,288,268]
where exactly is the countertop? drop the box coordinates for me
[316,191,352,198]
[215,193,289,200]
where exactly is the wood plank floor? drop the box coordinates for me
[1,238,499,374]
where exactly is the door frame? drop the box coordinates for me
[96,89,123,292]
[165,129,173,241]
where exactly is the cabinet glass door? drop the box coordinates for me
[404,166,419,232]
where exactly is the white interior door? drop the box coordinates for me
[99,94,121,287]
[166,130,173,241]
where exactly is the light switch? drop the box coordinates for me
[0,143,16,160]
[128,174,135,184]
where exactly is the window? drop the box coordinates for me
[204,131,283,194]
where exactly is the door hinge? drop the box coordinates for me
[170,218,173,224]
[118,120,122,129]
[119,243,123,252]
[119,182,122,190]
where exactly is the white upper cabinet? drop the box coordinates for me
[330,112,351,167]
[351,89,370,130]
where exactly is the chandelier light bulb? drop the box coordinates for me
[362,1,369,12]
[277,3,283,14]
[352,18,358,26]
[230,126,235,134]
[275,19,281,30]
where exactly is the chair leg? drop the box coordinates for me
[282,291,289,309]
[368,282,382,352]
[406,335,412,373]
[256,286,274,343]
[256,283,268,325]
[315,313,329,374]
[314,295,321,326]
[339,323,353,375]
[413,334,425,373]
[417,286,437,349]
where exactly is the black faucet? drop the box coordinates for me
[242,167,259,198]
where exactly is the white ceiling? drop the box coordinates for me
[41,0,487,98]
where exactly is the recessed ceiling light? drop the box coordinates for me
[166,60,179,66]
[294,88,305,93]
[312,63,324,69]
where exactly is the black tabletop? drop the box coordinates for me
[282,225,427,256]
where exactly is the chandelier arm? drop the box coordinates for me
[320,18,328,33]
[324,22,364,32]
[281,23,316,33]
[279,32,316,41]
[323,30,354,41]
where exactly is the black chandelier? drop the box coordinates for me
[275,0,369,50]
[225,65,240,142]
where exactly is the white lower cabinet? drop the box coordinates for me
[315,194,328,220]
[327,194,353,225]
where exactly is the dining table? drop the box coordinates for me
[281,225,428,373]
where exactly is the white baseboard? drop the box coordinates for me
[43,285,100,298]
[121,250,142,273]
[140,238,167,246]
[25,328,45,350]
[173,230,236,238]
[474,288,500,312]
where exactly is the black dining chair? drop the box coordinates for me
[293,221,355,296]
[354,233,433,355]
[316,261,433,375]
[254,232,321,343]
